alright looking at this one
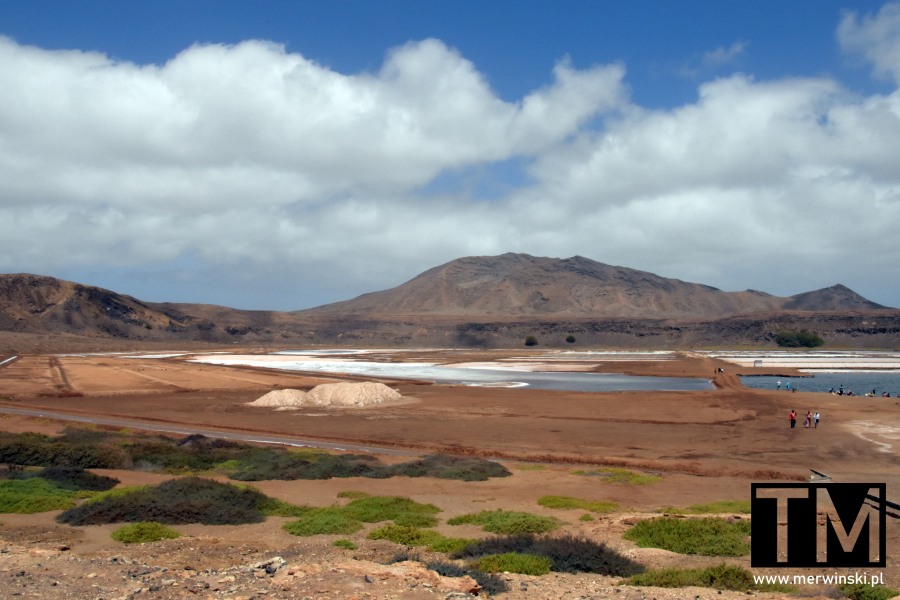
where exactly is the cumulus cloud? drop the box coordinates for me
[1,8,900,310]
[839,1,900,83]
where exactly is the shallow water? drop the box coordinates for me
[740,372,900,396]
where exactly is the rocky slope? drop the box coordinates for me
[0,255,896,350]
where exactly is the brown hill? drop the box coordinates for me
[0,257,895,352]
[302,253,888,319]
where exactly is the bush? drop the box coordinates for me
[387,455,511,481]
[626,563,794,593]
[332,539,357,550]
[57,477,280,526]
[36,466,119,492]
[475,552,552,575]
[111,521,180,544]
[0,478,86,513]
[524,336,538,346]
[538,495,618,513]
[623,517,750,556]
[283,508,362,536]
[774,329,824,348]
[572,467,661,485]
[367,524,443,546]
[657,500,751,514]
[565,335,576,343]
[448,509,560,535]
[343,495,440,527]
[454,533,644,576]
[840,583,900,600]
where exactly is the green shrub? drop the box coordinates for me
[657,500,751,514]
[36,466,119,492]
[343,495,440,527]
[111,521,180,544]
[840,583,900,600]
[284,508,362,536]
[538,495,618,513]
[572,468,661,485]
[336,490,370,499]
[448,509,560,535]
[524,336,538,346]
[454,533,644,576]
[774,329,824,348]
[367,524,443,546]
[386,455,511,481]
[475,552,552,575]
[333,539,357,550]
[580,513,594,522]
[57,477,277,525]
[623,517,750,556]
[625,563,794,593]
[0,478,85,513]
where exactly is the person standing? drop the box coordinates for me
[790,409,797,429]
[814,411,820,428]
[805,410,812,428]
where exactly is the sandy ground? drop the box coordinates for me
[1,348,899,598]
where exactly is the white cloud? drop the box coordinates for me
[1,14,899,310]
[839,2,900,83]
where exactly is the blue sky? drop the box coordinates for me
[1,1,899,310]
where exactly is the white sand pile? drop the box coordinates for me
[248,382,401,408]
[247,388,308,407]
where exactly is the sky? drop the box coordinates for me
[1,0,899,311]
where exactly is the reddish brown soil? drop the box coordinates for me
[1,348,898,598]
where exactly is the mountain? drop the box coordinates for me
[0,256,896,352]
[303,253,888,319]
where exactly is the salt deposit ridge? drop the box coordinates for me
[701,350,900,372]
[188,350,713,392]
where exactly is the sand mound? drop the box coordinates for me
[248,382,401,408]
[247,389,308,407]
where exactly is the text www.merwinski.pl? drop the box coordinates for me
[753,572,885,587]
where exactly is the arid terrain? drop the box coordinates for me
[1,347,898,599]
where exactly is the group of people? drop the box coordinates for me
[788,409,820,429]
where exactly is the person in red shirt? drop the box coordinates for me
[789,409,797,429]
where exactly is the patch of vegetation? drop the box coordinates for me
[565,335,576,344]
[454,533,644,576]
[0,466,118,514]
[513,464,545,471]
[386,455,511,481]
[332,539,357,550]
[57,477,297,526]
[623,517,750,556]
[774,328,824,348]
[572,467,661,485]
[657,500,751,514]
[283,507,362,536]
[625,563,794,593]
[475,552,553,575]
[538,495,618,513]
[0,478,89,513]
[579,513,594,522]
[342,495,440,528]
[840,583,900,600]
[0,430,511,482]
[336,490,370,499]
[524,335,538,346]
[111,521,181,544]
[448,509,560,535]
[366,524,471,553]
